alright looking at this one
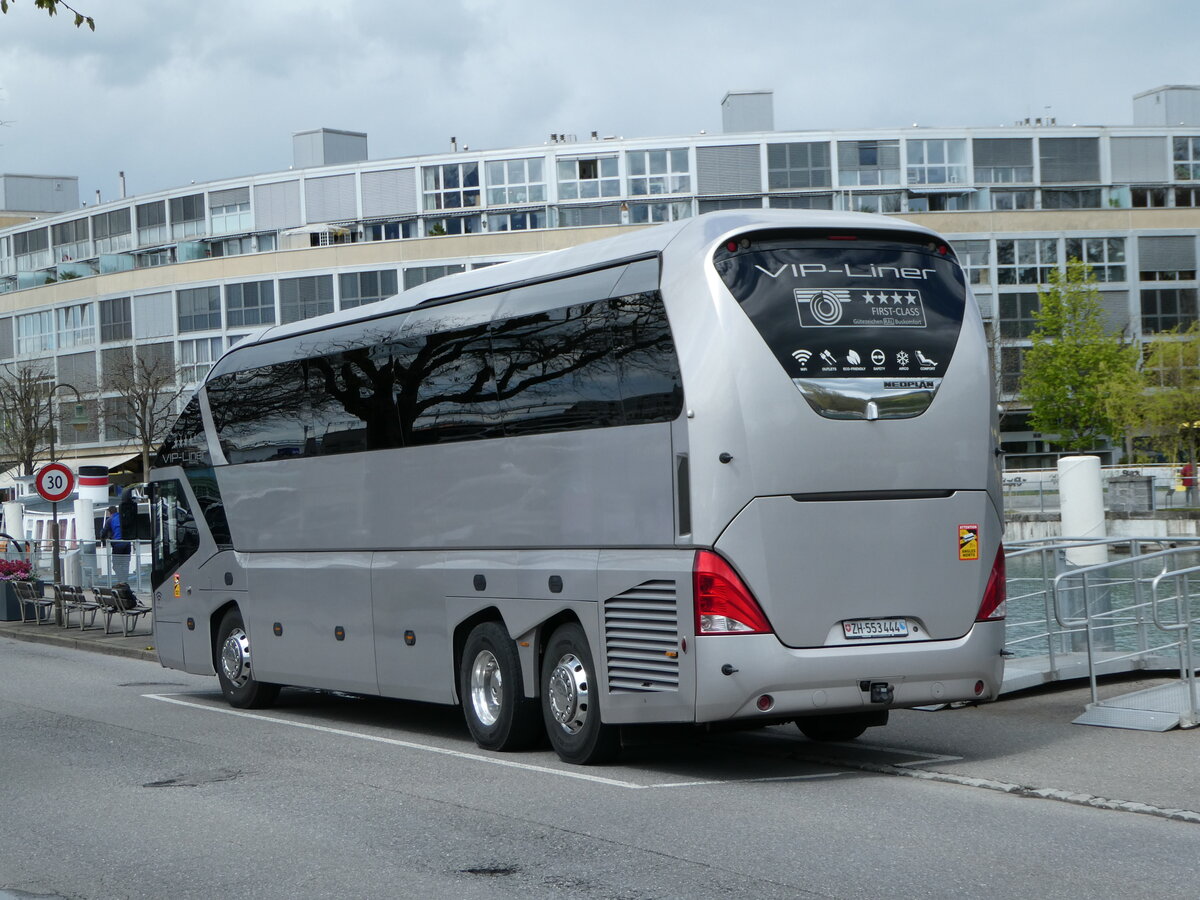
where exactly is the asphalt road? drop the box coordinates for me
[1,637,1196,899]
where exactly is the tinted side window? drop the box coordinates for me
[150,479,200,587]
[208,362,309,463]
[612,293,683,422]
[154,396,211,469]
[491,301,623,435]
[408,324,501,444]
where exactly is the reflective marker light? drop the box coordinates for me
[694,550,773,635]
[974,680,986,696]
[756,694,775,712]
[976,544,1007,621]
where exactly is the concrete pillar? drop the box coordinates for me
[1057,454,1112,649]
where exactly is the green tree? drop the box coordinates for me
[1117,323,1200,463]
[1019,259,1140,453]
[0,0,94,29]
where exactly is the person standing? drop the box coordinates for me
[1183,462,1196,506]
[99,505,131,582]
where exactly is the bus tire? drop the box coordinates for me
[795,711,884,742]
[459,622,541,752]
[215,608,280,710]
[541,623,619,765]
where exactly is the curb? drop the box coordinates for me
[0,625,158,662]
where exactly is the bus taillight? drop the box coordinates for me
[693,550,774,635]
[976,544,1007,621]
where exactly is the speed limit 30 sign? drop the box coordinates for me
[35,463,75,502]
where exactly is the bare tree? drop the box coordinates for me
[103,349,187,479]
[0,361,54,476]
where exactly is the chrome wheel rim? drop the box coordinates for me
[221,627,252,688]
[469,649,503,727]
[547,652,589,734]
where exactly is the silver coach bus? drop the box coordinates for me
[149,210,1006,765]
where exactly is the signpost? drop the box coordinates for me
[36,462,76,615]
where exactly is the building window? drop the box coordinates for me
[629,200,692,224]
[57,398,98,445]
[209,236,255,257]
[488,210,546,231]
[14,228,51,271]
[999,346,1026,395]
[1138,236,1197,280]
[848,192,902,214]
[997,239,1058,285]
[1174,187,1200,207]
[627,149,690,195]
[225,281,276,327]
[279,274,334,324]
[424,215,481,237]
[136,201,167,245]
[339,269,397,309]
[1173,137,1200,180]
[135,248,176,268]
[1041,188,1102,209]
[209,187,251,234]
[697,197,763,214]
[1039,137,1100,183]
[998,292,1041,339]
[99,297,132,343]
[170,193,206,239]
[402,264,466,291]
[906,192,972,212]
[56,303,94,348]
[15,310,54,354]
[1141,288,1199,333]
[557,156,619,200]
[1065,238,1126,283]
[769,194,834,209]
[906,139,967,185]
[51,219,91,262]
[1132,187,1169,208]
[423,162,480,211]
[177,286,222,333]
[557,204,621,227]
[992,190,1035,210]
[973,138,1034,183]
[92,208,132,254]
[951,240,991,286]
[767,141,831,189]
[837,140,900,186]
[485,158,546,205]
[179,336,225,384]
[366,220,417,241]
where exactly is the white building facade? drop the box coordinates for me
[2,87,1200,474]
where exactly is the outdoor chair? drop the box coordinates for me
[110,583,153,637]
[91,586,121,635]
[15,580,54,625]
[63,585,100,631]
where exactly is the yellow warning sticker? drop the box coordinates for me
[959,524,979,561]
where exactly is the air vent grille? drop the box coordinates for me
[604,579,679,693]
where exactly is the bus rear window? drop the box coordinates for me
[713,230,966,382]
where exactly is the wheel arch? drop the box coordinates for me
[209,599,240,672]
[451,606,505,706]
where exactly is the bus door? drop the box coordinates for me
[149,475,203,672]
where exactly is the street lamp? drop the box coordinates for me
[47,383,89,621]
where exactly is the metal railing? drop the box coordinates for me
[1004,536,1200,728]
[3,537,149,593]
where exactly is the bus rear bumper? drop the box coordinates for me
[692,621,1005,723]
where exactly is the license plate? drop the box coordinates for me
[842,618,909,639]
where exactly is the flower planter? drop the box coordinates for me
[0,581,43,622]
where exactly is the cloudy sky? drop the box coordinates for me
[0,0,1196,203]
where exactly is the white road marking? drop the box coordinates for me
[148,693,848,790]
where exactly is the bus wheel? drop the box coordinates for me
[215,608,280,709]
[541,623,619,765]
[796,712,884,742]
[460,622,541,752]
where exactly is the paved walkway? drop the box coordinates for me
[0,613,156,661]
